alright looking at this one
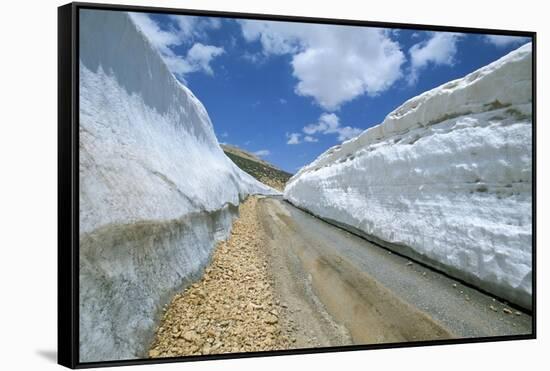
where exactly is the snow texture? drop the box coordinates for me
[285,43,532,309]
[79,9,277,362]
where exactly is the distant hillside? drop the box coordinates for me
[221,144,293,191]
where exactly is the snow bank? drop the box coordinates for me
[284,44,532,309]
[79,9,277,362]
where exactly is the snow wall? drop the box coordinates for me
[79,10,277,362]
[284,44,532,310]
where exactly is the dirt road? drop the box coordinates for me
[257,196,531,343]
[149,195,531,358]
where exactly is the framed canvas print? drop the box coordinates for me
[58,2,536,368]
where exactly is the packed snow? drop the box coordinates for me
[285,43,532,309]
[79,10,277,362]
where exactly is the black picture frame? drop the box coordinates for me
[58,2,537,369]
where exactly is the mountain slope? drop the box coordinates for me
[221,144,293,191]
[284,43,533,309]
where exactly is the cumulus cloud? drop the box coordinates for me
[185,43,225,75]
[303,113,339,135]
[240,20,301,55]
[408,32,463,84]
[304,136,318,142]
[253,149,270,157]
[129,13,224,79]
[286,132,302,145]
[484,35,530,48]
[303,113,362,142]
[239,20,405,111]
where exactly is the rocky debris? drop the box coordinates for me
[265,314,278,324]
[257,176,287,192]
[148,197,292,358]
[182,331,197,342]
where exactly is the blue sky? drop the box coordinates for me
[129,12,531,173]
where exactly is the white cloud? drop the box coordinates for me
[304,136,318,143]
[168,14,222,40]
[279,98,287,104]
[303,113,362,142]
[129,13,224,79]
[220,131,229,138]
[242,51,265,64]
[484,35,530,48]
[286,132,302,145]
[167,15,194,40]
[206,17,222,30]
[239,20,405,111]
[185,43,224,75]
[408,32,463,84]
[303,113,339,135]
[240,20,302,55]
[253,149,270,157]
[390,29,401,37]
[129,12,181,53]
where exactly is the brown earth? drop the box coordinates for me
[148,197,294,358]
[221,144,293,191]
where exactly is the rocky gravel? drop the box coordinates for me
[148,197,293,358]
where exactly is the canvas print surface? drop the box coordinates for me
[78,8,533,363]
